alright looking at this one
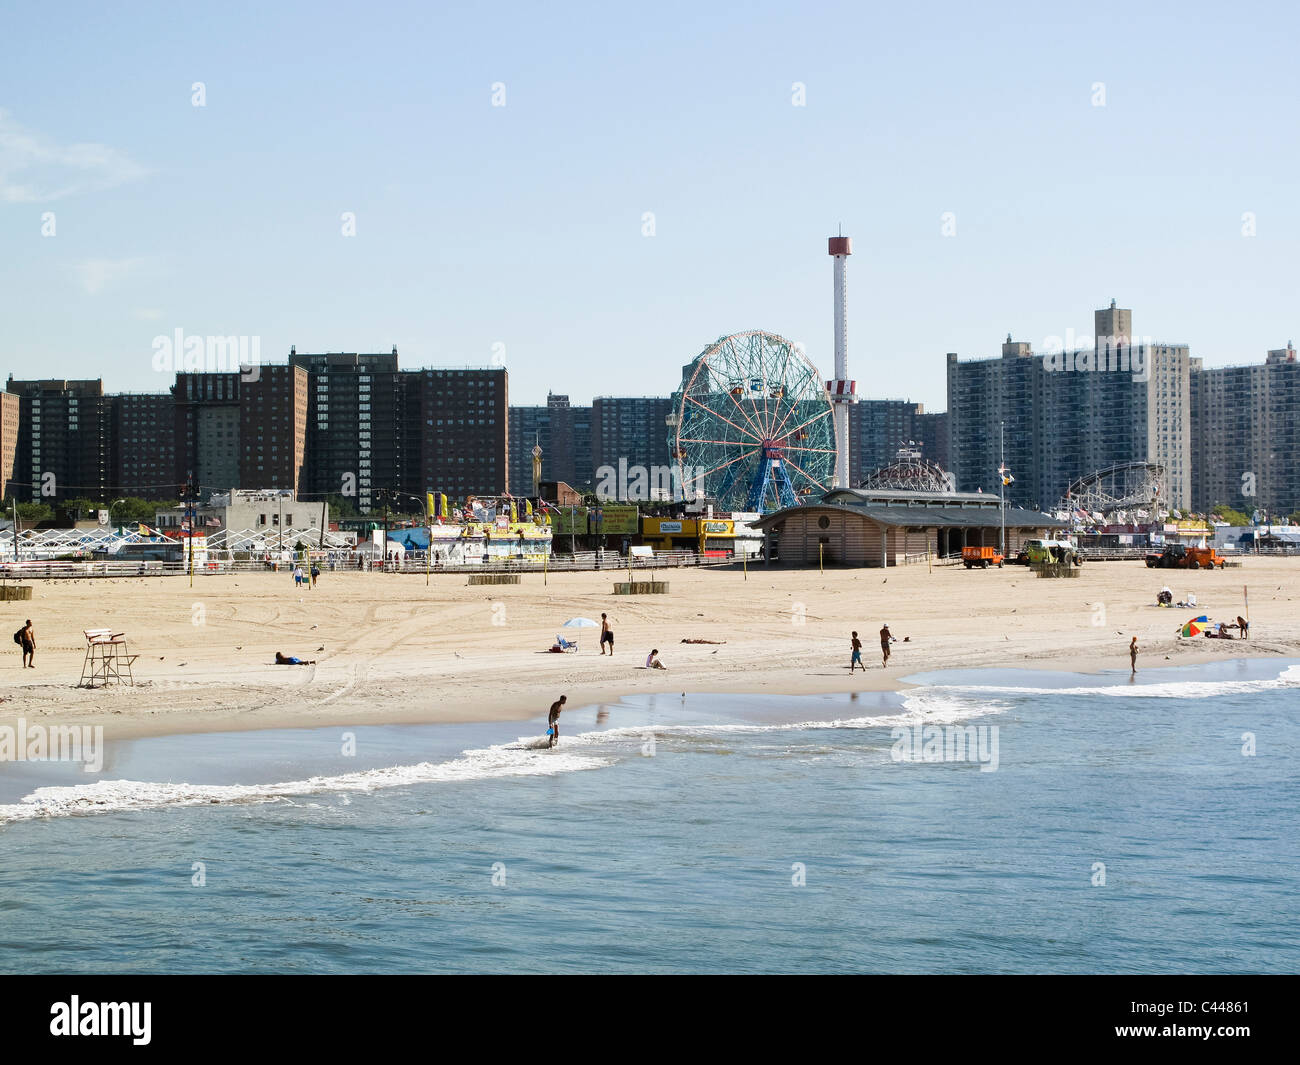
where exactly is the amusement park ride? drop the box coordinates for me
[667,236,857,515]
[668,330,838,513]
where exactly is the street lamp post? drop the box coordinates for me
[998,422,1007,558]
[184,476,196,588]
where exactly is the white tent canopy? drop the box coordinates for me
[356,540,403,558]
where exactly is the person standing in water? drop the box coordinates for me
[1129,636,1138,674]
[547,694,567,748]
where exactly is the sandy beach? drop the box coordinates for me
[0,558,1295,741]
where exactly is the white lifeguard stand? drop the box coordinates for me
[79,629,138,688]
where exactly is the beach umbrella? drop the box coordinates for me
[1179,618,1207,638]
[562,617,598,629]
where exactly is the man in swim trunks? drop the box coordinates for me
[600,613,614,656]
[880,624,893,668]
[548,694,566,748]
[850,631,864,673]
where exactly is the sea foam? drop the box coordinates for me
[0,745,610,824]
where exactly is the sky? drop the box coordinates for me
[1,0,1296,410]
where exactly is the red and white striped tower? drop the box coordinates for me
[827,235,856,489]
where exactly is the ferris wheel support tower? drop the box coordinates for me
[826,235,857,489]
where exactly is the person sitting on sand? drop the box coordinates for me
[547,694,566,748]
[646,649,667,670]
[275,651,316,665]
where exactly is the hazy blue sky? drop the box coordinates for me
[2,0,1296,409]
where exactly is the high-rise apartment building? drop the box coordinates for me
[591,396,672,476]
[290,348,406,514]
[0,391,19,501]
[111,393,177,498]
[173,371,241,494]
[848,400,947,484]
[508,393,591,494]
[409,367,508,496]
[239,364,308,494]
[6,377,112,502]
[946,304,1192,510]
[1190,343,1299,516]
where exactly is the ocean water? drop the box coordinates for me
[1,659,1298,974]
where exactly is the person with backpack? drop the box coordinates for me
[15,619,35,668]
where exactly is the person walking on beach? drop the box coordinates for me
[293,565,303,587]
[879,624,893,668]
[1129,636,1139,674]
[310,563,320,588]
[18,619,35,668]
[547,694,567,748]
[850,631,864,673]
[600,613,614,656]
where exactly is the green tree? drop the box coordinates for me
[56,497,105,522]
[325,493,358,519]
[1210,503,1250,526]
[119,498,171,524]
[15,502,54,523]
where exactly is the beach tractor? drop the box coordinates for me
[1144,544,1226,570]
[962,545,1004,569]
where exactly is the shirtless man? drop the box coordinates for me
[547,694,567,748]
[20,619,35,669]
[1129,636,1138,674]
[600,613,614,656]
[879,624,893,668]
[850,631,864,673]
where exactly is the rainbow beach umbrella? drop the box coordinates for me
[1179,616,1208,638]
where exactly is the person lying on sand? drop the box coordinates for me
[680,638,726,644]
[275,651,316,665]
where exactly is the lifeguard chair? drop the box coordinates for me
[79,629,139,688]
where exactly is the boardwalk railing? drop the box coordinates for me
[0,550,737,580]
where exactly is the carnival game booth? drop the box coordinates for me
[419,496,553,565]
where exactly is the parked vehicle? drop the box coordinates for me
[1023,538,1082,565]
[1144,544,1227,570]
[962,545,1004,569]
